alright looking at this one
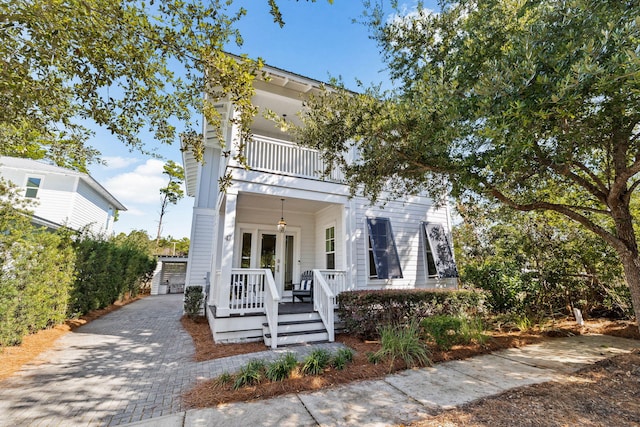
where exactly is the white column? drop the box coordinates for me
[345,199,357,289]
[207,210,220,306]
[216,190,238,316]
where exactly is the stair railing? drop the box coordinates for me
[264,269,280,349]
[312,269,335,342]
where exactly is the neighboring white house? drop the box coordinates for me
[182,63,458,348]
[0,156,126,235]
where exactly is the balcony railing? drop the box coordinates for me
[242,136,343,182]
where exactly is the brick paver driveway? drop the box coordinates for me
[0,294,344,426]
[0,295,197,426]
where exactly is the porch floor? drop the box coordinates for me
[278,302,314,314]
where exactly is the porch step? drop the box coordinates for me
[262,312,329,347]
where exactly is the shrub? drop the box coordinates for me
[366,351,383,364]
[337,289,488,340]
[69,233,156,317]
[302,349,331,375]
[421,315,488,350]
[374,321,431,368]
[266,353,297,382]
[233,359,265,390]
[0,229,75,346]
[215,372,233,386]
[184,286,205,318]
[331,348,355,370]
[462,261,528,314]
[0,180,76,346]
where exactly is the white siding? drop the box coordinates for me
[186,209,216,287]
[352,195,451,290]
[0,161,121,233]
[19,172,75,228]
[70,179,112,234]
[314,204,344,270]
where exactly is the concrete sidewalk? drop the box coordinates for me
[125,334,638,427]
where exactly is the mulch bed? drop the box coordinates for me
[180,316,552,408]
[412,349,640,426]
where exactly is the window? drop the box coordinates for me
[366,217,403,279]
[25,176,42,198]
[423,223,458,278]
[422,223,438,278]
[325,226,335,269]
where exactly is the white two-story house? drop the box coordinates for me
[0,156,126,235]
[182,64,458,348]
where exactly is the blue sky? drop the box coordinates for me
[88,1,436,239]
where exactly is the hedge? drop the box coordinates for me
[0,231,75,346]
[68,236,156,317]
[337,289,488,340]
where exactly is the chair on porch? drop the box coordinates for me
[292,270,313,303]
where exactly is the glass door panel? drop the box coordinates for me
[260,234,277,277]
[284,234,294,291]
[240,232,252,268]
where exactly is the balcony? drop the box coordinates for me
[238,135,344,182]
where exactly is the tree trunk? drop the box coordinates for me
[618,252,640,333]
[612,203,640,333]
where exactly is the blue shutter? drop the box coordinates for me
[367,218,403,279]
[424,223,458,278]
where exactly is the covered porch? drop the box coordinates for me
[207,191,355,347]
[211,268,351,348]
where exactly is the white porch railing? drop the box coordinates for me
[313,269,350,342]
[244,136,344,182]
[229,268,272,315]
[317,269,350,297]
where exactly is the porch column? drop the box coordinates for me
[344,199,357,289]
[206,211,220,306]
[216,189,238,316]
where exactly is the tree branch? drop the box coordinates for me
[531,143,609,204]
[489,188,626,254]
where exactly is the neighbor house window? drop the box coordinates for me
[423,222,458,278]
[366,217,403,279]
[25,176,42,198]
[325,226,335,269]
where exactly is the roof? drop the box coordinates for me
[0,156,127,211]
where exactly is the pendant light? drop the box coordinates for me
[277,198,286,233]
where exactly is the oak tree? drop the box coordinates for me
[298,0,640,326]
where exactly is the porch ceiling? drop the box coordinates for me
[237,193,331,214]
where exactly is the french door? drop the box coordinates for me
[238,227,298,298]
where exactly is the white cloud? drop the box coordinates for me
[120,206,147,217]
[104,159,166,204]
[101,156,140,169]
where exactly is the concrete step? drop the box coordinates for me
[262,319,325,335]
[264,329,330,347]
[277,311,322,323]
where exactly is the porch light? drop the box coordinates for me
[277,198,287,233]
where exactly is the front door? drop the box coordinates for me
[237,226,299,299]
[259,231,296,298]
[259,233,277,277]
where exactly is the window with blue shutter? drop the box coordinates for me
[423,222,458,278]
[366,217,403,279]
